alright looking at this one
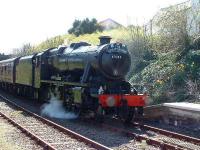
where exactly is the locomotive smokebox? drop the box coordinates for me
[99,36,111,45]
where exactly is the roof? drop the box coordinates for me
[98,18,123,30]
[0,57,18,64]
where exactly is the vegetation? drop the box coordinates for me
[152,6,189,51]
[10,7,200,104]
[68,18,103,36]
[0,53,11,61]
[13,43,34,56]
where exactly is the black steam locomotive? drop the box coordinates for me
[0,36,146,122]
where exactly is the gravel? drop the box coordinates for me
[46,117,160,149]
[0,90,161,149]
[0,100,95,150]
[145,120,200,139]
[2,89,200,150]
[0,115,43,150]
[115,123,200,150]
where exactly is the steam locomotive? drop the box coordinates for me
[0,36,147,122]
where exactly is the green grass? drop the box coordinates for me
[32,27,131,52]
[62,27,130,45]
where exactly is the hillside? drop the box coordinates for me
[12,25,200,104]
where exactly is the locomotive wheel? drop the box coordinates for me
[124,107,134,123]
[33,89,39,100]
[72,105,81,117]
[120,99,134,123]
[136,107,144,123]
[95,105,104,123]
[138,107,144,116]
[39,86,51,102]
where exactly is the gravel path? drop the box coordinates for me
[0,115,43,150]
[0,100,95,150]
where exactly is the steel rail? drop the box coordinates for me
[100,123,189,150]
[0,94,111,150]
[0,111,56,150]
[132,122,200,146]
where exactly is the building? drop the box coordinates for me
[187,0,200,35]
[98,18,124,30]
[145,0,200,36]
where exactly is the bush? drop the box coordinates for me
[35,36,64,51]
[133,60,150,73]
[152,91,169,104]
[185,50,200,79]
[171,71,186,87]
[174,89,188,102]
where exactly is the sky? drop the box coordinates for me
[0,0,186,54]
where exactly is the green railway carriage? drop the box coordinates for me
[16,55,35,86]
[14,48,54,98]
[0,58,19,84]
[0,53,43,99]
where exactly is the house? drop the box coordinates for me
[187,0,200,35]
[98,18,124,30]
[145,0,200,36]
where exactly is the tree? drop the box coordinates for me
[152,6,190,51]
[125,25,156,79]
[68,18,102,36]
[12,43,35,56]
[35,36,64,51]
[0,53,11,60]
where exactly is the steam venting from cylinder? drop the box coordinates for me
[99,36,111,45]
[41,92,78,119]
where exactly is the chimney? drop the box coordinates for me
[99,36,111,45]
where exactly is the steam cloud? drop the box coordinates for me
[41,95,78,119]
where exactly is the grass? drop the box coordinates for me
[62,27,130,45]
[32,27,131,52]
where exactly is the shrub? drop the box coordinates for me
[185,50,200,79]
[171,71,186,87]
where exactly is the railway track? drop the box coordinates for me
[0,114,43,150]
[0,95,111,150]
[0,92,199,150]
[131,122,200,146]
[98,118,200,150]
